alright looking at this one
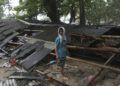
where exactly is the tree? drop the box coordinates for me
[15,0,44,20]
[105,0,120,24]
[79,0,85,25]
[59,0,79,24]
[15,0,60,23]
[85,0,107,25]
[43,0,60,23]
[14,0,120,25]
[0,0,8,19]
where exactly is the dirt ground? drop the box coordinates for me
[36,57,120,86]
[0,56,120,86]
[36,58,99,86]
[0,59,16,80]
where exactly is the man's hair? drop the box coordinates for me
[59,28,63,32]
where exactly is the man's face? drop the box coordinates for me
[59,29,63,36]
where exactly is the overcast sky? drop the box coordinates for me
[10,0,19,7]
[4,0,19,17]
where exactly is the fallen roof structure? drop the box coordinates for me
[0,19,120,86]
[15,19,120,41]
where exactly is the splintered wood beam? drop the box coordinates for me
[86,53,116,86]
[68,56,120,73]
[101,35,120,39]
[50,53,120,86]
[0,32,19,48]
[67,45,120,53]
[50,53,120,73]
[71,33,120,39]
[71,33,101,40]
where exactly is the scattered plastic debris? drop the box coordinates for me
[0,62,11,68]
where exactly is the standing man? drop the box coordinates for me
[55,27,68,76]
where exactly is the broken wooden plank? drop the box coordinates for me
[20,43,44,62]
[8,41,24,45]
[0,27,13,41]
[101,35,120,39]
[0,26,10,33]
[11,43,30,57]
[17,18,75,28]
[0,24,5,27]
[19,43,31,51]
[0,35,5,41]
[16,41,44,59]
[21,47,51,70]
[9,76,43,80]
[67,45,120,53]
[71,33,102,40]
[50,53,120,73]
[0,32,19,48]
[2,29,14,36]
[71,33,120,39]
[9,72,44,80]
[86,53,116,86]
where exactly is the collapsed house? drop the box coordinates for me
[0,19,47,85]
[0,19,120,86]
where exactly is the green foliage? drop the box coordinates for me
[15,0,44,20]
[0,0,4,5]
[85,0,107,24]
[14,0,120,24]
[84,0,120,25]
[105,0,120,24]
[0,0,7,19]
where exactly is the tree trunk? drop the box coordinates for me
[69,4,76,24]
[44,0,60,23]
[79,0,85,25]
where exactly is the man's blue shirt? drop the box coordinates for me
[55,36,67,59]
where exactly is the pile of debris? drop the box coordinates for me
[0,34,57,86]
[0,19,54,86]
[66,32,120,86]
[0,19,120,86]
